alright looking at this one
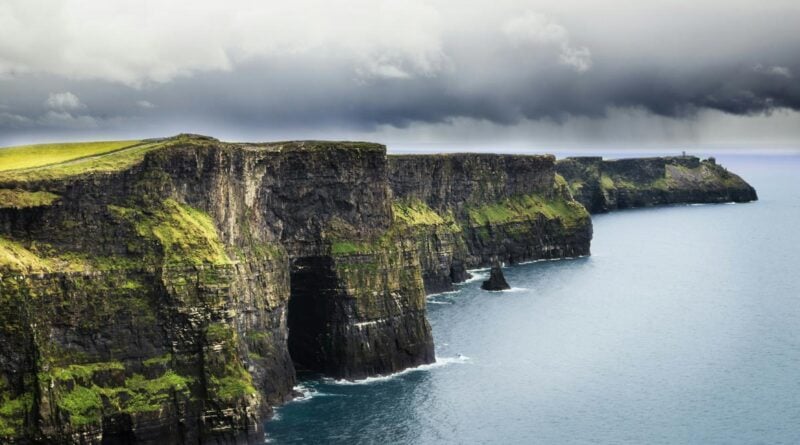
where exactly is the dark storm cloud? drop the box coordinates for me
[1,0,799,145]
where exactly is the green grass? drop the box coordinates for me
[0,141,168,183]
[392,199,446,226]
[0,237,49,272]
[109,199,231,267]
[0,189,60,208]
[52,361,124,383]
[0,140,140,172]
[600,174,615,190]
[466,193,589,229]
[124,371,192,413]
[0,391,32,437]
[57,386,103,426]
[45,361,195,422]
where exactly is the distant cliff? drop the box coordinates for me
[388,154,592,293]
[556,156,757,213]
[0,136,591,444]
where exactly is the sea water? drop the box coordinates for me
[265,154,800,444]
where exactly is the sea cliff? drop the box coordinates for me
[0,136,755,443]
[556,156,757,213]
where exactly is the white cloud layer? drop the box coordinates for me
[0,0,799,146]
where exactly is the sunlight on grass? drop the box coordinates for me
[0,140,140,172]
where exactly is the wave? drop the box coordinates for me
[286,383,339,403]
[324,355,471,385]
[426,289,461,298]
[427,300,453,305]
[517,254,588,265]
[459,270,489,284]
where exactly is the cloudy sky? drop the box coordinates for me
[1,0,799,150]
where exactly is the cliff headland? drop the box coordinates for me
[0,135,755,443]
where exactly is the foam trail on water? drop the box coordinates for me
[426,290,461,298]
[325,355,471,385]
[517,254,587,265]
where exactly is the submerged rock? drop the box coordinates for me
[481,261,510,291]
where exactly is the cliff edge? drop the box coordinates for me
[556,156,757,213]
[0,136,755,444]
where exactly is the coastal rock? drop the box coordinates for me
[481,262,510,291]
[556,155,758,213]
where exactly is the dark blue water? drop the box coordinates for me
[266,155,800,444]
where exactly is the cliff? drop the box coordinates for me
[388,154,592,294]
[556,156,757,213]
[0,136,755,444]
[0,135,435,444]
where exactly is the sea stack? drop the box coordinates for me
[482,260,510,291]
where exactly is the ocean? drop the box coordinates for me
[265,154,800,444]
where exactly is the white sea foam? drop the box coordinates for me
[287,383,338,403]
[426,290,461,298]
[324,355,471,385]
[459,270,489,284]
[427,300,453,305]
[517,254,588,265]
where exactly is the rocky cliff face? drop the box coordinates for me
[556,156,758,213]
[388,154,593,293]
[0,136,434,444]
[0,136,756,444]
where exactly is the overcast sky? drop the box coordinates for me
[1,0,799,150]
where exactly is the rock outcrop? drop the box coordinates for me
[556,156,758,213]
[481,262,510,291]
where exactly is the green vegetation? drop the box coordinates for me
[44,359,194,426]
[331,240,373,255]
[0,189,60,208]
[142,354,171,367]
[466,193,589,229]
[600,174,615,191]
[58,386,103,426]
[392,199,446,226]
[0,236,49,272]
[52,362,124,382]
[109,199,231,266]
[0,140,140,172]
[0,391,32,437]
[124,371,192,413]
[0,141,168,183]
[210,371,257,403]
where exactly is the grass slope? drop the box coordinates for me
[0,140,140,172]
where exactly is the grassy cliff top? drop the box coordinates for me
[0,139,173,183]
[0,135,387,184]
[0,140,142,171]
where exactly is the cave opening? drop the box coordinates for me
[287,256,340,375]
